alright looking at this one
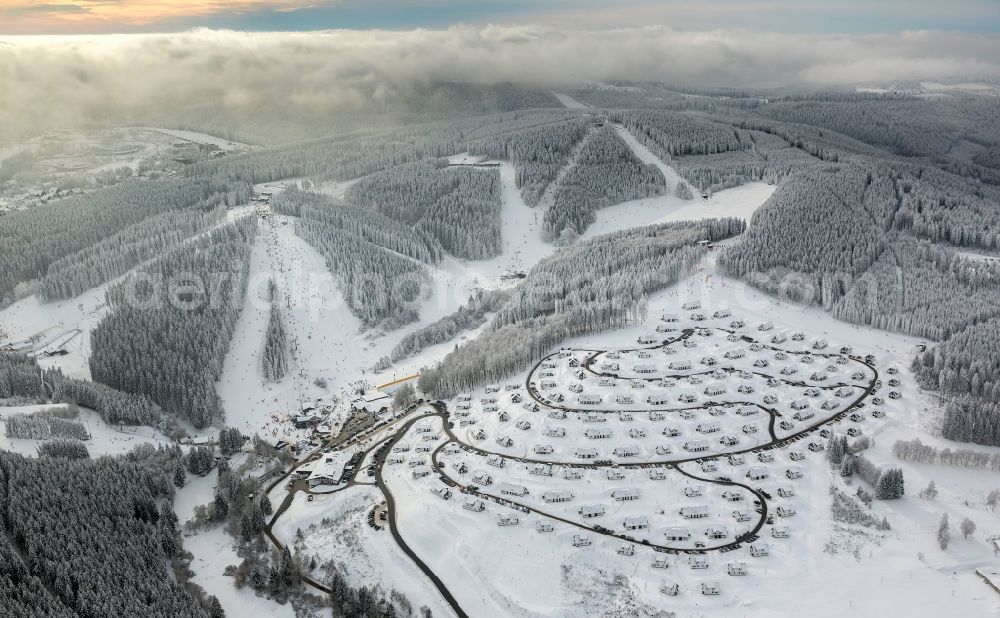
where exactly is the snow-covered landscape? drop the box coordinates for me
[3,8,1000,618]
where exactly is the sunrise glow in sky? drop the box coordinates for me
[3,0,999,35]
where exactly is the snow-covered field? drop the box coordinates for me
[271,485,453,617]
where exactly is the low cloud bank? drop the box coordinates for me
[2,26,997,139]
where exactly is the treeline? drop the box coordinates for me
[850,454,905,500]
[376,288,512,369]
[466,116,590,206]
[39,206,226,301]
[914,318,1000,406]
[0,451,215,618]
[277,193,430,329]
[718,164,889,307]
[0,352,45,402]
[419,218,744,397]
[37,439,90,459]
[893,166,1000,252]
[46,367,161,427]
[4,413,89,441]
[758,97,1000,160]
[0,351,162,427]
[272,189,441,263]
[0,176,250,305]
[187,123,462,186]
[831,236,1000,341]
[90,220,255,428]
[345,161,502,260]
[262,304,289,382]
[829,485,891,530]
[542,125,666,240]
[893,438,1000,471]
[613,109,750,158]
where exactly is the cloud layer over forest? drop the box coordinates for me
[2,26,998,139]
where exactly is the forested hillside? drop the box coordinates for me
[39,207,227,301]
[543,125,666,240]
[89,220,255,428]
[0,450,212,617]
[272,189,433,328]
[0,177,249,306]
[419,218,745,397]
[345,161,503,259]
[914,319,1000,445]
[466,116,591,206]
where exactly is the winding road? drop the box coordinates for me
[263,325,880,618]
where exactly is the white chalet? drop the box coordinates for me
[793,409,815,421]
[624,516,649,530]
[572,535,591,547]
[680,505,709,519]
[614,444,640,457]
[664,527,691,541]
[612,487,640,501]
[543,490,574,503]
[500,483,528,497]
[579,504,606,518]
[497,513,519,527]
[697,421,721,434]
[749,543,770,557]
[528,463,553,476]
[463,499,486,512]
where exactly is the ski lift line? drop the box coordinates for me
[377,374,420,390]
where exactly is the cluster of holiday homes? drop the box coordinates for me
[454,384,527,416]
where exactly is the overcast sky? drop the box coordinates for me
[3,0,999,35]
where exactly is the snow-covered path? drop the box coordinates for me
[552,92,589,109]
[574,125,776,240]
